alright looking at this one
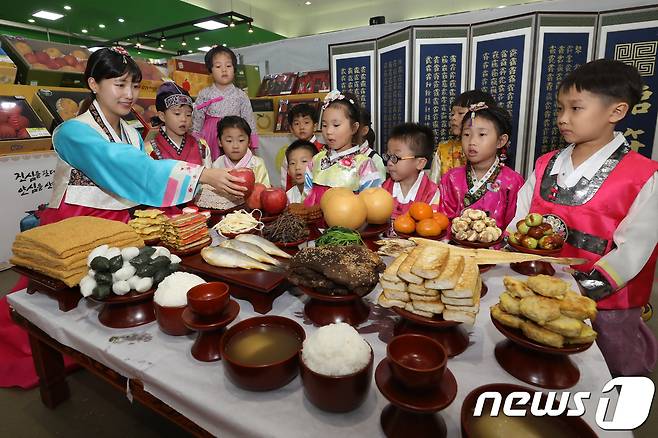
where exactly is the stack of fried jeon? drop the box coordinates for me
[491,275,597,348]
[11,216,143,287]
[128,209,167,241]
[377,243,481,324]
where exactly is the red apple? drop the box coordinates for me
[246,183,267,210]
[63,54,77,66]
[24,53,37,64]
[52,57,68,69]
[0,123,16,139]
[260,188,288,215]
[229,168,255,197]
[8,114,29,130]
[35,51,50,64]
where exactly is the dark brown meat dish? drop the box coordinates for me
[287,245,385,296]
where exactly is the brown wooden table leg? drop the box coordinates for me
[27,333,70,409]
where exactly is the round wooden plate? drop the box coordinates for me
[392,306,461,328]
[491,314,594,355]
[451,235,503,249]
[507,239,562,256]
[358,222,390,239]
[298,285,370,327]
[396,230,446,241]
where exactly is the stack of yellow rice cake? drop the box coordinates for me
[161,213,210,252]
[11,217,144,287]
[128,209,167,241]
[491,275,598,348]
[377,243,481,324]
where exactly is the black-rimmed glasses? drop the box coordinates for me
[382,153,423,164]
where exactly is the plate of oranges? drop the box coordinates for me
[393,202,449,240]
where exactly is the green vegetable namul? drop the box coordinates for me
[315,227,364,247]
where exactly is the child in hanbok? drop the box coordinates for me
[212,116,270,186]
[303,91,382,206]
[149,82,211,167]
[510,60,658,376]
[285,140,317,203]
[429,90,495,183]
[192,46,258,161]
[381,123,440,218]
[280,103,323,189]
[439,103,524,229]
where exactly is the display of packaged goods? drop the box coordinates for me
[257,72,298,97]
[0,95,51,155]
[274,98,320,132]
[1,35,88,88]
[251,98,275,133]
[235,65,261,97]
[294,70,330,94]
[135,60,166,96]
[131,98,158,142]
[167,58,212,97]
[0,48,17,85]
[32,89,143,132]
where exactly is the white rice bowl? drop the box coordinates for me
[301,323,371,376]
[154,272,205,307]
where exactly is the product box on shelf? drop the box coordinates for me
[1,35,88,88]
[251,98,275,133]
[135,60,166,96]
[294,70,330,94]
[235,65,261,97]
[167,58,212,97]
[0,95,51,155]
[274,98,321,133]
[257,72,298,97]
[0,48,17,85]
[32,89,144,132]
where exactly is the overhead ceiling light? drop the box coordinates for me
[137,51,141,54]
[305,1,312,4]
[194,36,200,41]
[188,50,193,53]
[222,43,227,47]
[81,28,88,33]
[32,10,64,21]
[248,23,254,33]
[160,32,166,42]
[181,37,187,46]
[28,19,35,23]
[99,24,106,28]
[198,46,212,52]
[194,20,227,30]
[118,18,125,23]
[64,5,72,10]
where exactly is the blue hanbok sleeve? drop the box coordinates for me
[53,120,203,207]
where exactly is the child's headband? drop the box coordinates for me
[322,90,355,110]
[108,46,131,64]
[468,102,489,119]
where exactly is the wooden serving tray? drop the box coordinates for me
[12,265,82,312]
[180,253,288,314]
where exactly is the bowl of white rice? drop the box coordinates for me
[153,272,205,336]
[299,323,374,412]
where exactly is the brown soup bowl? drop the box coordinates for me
[299,343,373,413]
[153,302,192,336]
[386,334,447,391]
[187,282,229,316]
[220,316,306,391]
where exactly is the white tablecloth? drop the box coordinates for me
[8,265,631,438]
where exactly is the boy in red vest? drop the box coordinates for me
[510,59,658,376]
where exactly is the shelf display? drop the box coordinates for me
[295,71,330,94]
[167,58,213,97]
[0,95,51,155]
[135,60,166,96]
[274,98,320,133]
[257,72,298,97]
[235,65,262,98]
[251,98,275,133]
[0,48,17,84]
[1,35,88,88]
